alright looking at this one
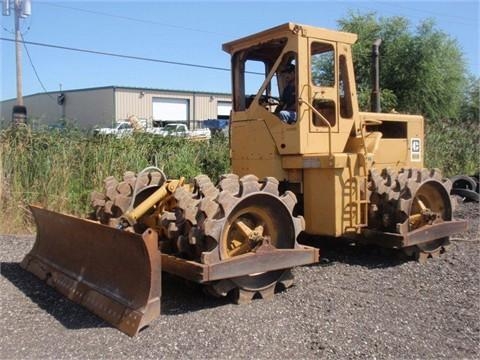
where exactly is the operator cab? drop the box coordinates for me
[223,23,360,157]
[229,37,297,119]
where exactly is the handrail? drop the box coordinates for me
[346,155,355,230]
[299,98,333,159]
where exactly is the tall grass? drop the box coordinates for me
[0,126,229,233]
[425,119,479,177]
[2,119,478,234]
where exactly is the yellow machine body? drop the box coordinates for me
[223,23,426,237]
[21,22,466,336]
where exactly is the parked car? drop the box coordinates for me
[147,123,211,140]
[203,118,229,136]
[94,121,134,138]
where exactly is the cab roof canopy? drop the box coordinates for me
[222,22,358,55]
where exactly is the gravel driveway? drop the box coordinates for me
[1,201,478,359]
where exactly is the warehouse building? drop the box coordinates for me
[0,86,232,129]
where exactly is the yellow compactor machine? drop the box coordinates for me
[22,23,467,336]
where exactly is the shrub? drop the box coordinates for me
[2,119,477,234]
[0,127,229,233]
[425,119,479,177]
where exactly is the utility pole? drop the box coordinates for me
[14,0,24,106]
[3,0,31,124]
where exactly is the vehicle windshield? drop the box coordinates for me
[231,37,296,113]
[116,122,132,130]
[164,124,185,132]
[164,124,177,132]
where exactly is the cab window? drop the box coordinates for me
[311,42,336,127]
[311,42,335,88]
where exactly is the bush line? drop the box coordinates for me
[0,127,229,233]
[1,122,477,233]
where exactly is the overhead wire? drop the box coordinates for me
[39,2,226,36]
[372,2,477,24]
[3,2,477,95]
[42,1,477,30]
[1,37,230,71]
[1,2,235,97]
[20,34,57,103]
[2,10,56,100]
[349,2,478,27]
[0,37,263,75]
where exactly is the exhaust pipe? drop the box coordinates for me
[370,38,382,113]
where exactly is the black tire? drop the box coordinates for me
[368,168,453,260]
[91,171,304,303]
[174,174,304,303]
[450,175,479,202]
[90,167,166,230]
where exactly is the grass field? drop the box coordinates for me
[0,126,229,233]
[1,121,477,233]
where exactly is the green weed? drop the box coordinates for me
[425,119,479,177]
[1,120,477,234]
[0,127,229,233]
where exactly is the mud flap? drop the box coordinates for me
[21,205,161,336]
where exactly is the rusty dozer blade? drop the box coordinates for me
[21,205,161,336]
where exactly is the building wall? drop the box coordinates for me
[1,95,63,126]
[62,88,115,128]
[114,88,152,121]
[114,87,231,128]
[1,86,231,129]
[193,93,232,122]
[0,87,115,128]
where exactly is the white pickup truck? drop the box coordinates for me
[93,121,136,138]
[148,123,211,140]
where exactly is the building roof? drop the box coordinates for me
[2,85,231,102]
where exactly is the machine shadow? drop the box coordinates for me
[3,237,409,335]
[298,233,407,269]
[1,262,108,330]
[160,273,230,315]
[2,262,230,330]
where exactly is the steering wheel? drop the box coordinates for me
[246,95,281,109]
[259,95,280,106]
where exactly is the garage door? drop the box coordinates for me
[217,101,232,119]
[152,98,189,122]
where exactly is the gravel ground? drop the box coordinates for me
[1,200,478,359]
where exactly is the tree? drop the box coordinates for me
[336,12,478,176]
[460,75,480,125]
[337,12,467,123]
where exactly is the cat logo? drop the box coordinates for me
[411,138,421,162]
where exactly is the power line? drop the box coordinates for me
[39,2,226,36]
[20,34,57,103]
[375,2,478,24]
[352,2,478,27]
[0,36,232,73]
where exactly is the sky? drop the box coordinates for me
[0,0,478,101]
